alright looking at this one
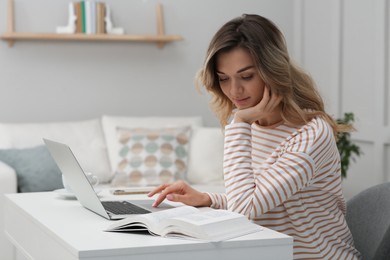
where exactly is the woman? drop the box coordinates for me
[148,14,361,259]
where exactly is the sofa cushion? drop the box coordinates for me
[0,146,63,192]
[101,115,203,177]
[0,119,111,183]
[187,127,224,185]
[112,126,192,186]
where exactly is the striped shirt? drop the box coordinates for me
[208,117,361,259]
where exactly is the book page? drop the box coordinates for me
[106,206,199,235]
[170,209,243,226]
[143,206,199,223]
[160,210,262,241]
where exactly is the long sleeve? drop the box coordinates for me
[207,117,360,259]
[224,122,317,217]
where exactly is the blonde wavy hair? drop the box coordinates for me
[196,14,350,135]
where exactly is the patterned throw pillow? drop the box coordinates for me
[113,126,192,187]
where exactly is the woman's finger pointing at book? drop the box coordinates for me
[150,181,186,207]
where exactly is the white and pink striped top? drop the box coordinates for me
[207,117,361,259]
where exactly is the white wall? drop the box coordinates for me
[295,0,390,199]
[0,0,294,127]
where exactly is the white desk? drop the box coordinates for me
[4,191,293,260]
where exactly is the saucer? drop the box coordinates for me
[53,189,77,199]
[54,188,101,199]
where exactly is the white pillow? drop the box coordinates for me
[187,127,224,185]
[101,115,203,174]
[0,119,111,183]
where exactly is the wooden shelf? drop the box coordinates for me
[1,32,183,43]
[1,0,183,48]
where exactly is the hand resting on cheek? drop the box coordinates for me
[234,86,283,125]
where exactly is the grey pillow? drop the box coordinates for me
[0,145,63,192]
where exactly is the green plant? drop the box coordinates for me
[336,112,362,178]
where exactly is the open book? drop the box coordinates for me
[105,206,262,242]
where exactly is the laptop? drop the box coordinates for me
[43,138,172,220]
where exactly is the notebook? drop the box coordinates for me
[43,138,171,220]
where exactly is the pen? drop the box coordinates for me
[112,189,151,195]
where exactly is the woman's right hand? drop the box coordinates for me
[234,86,283,124]
[148,180,212,208]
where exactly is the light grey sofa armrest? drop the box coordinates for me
[0,161,17,260]
[0,161,17,193]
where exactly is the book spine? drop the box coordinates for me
[96,2,105,34]
[75,2,82,33]
[81,0,86,33]
[90,0,96,34]
[85,1,91,34]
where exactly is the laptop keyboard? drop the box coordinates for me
[102,201,150,215]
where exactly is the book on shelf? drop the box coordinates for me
[80,0,86,33]
[75,1,105,34]
[84,0,92,34]
[58,1,124,35]
[105,205,262,242]
[75,2,83,33]
[90,0,97,34]
[96,2,106,34]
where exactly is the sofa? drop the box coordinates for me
[0,115,225,260]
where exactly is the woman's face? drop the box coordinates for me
[216,47,266,110]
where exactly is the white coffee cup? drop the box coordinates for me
[62,172,99,194]
[85,172,99,187]
[61,174,73,193]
